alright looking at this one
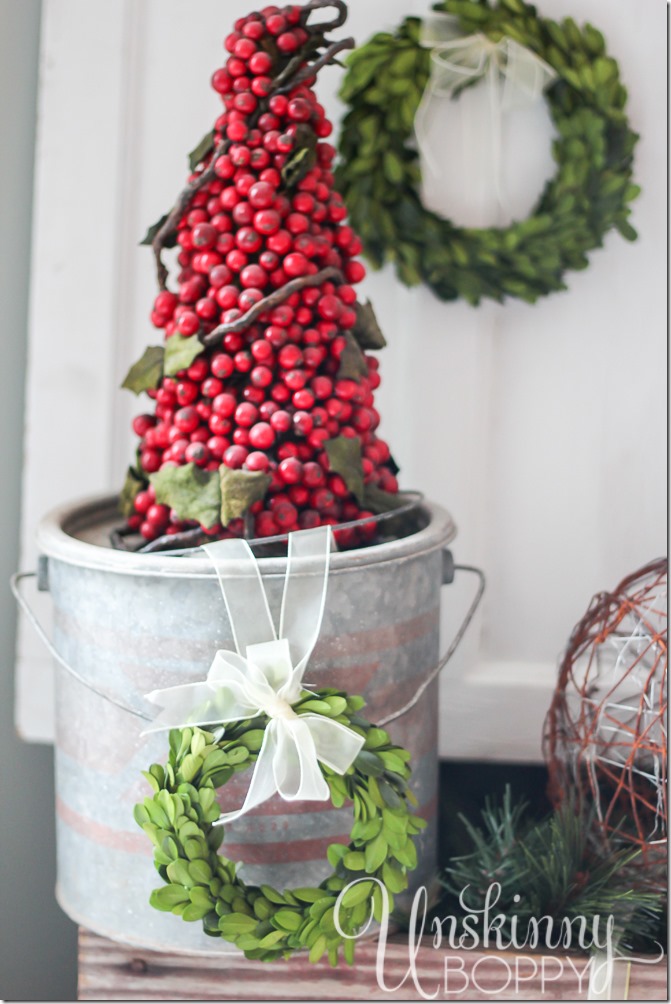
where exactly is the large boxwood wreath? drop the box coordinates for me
[336,0,640,305]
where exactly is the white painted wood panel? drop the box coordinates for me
[17,0,667,763]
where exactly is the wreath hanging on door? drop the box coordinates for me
[336,0,640,305]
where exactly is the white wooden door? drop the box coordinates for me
[17,0,667,762]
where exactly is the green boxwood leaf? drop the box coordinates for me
[273,909,302,932]
[164,334,205,377]
[365,833,388,873]
[149,885,190,911]
[341,880,373,909]
[325,436,365,504]
[219,466,271,526]
[121,346,164,395]
[150,463,221,529]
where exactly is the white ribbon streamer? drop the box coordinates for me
[143,527,364,824]
[415,13,557,224]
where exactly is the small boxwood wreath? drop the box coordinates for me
[336,0,640,305]
[135,688,425,965]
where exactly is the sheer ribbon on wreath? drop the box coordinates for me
[143,526,364,824]
[415,14,557,228]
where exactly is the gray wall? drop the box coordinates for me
[0,1,78,998]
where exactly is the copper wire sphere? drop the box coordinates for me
[544,558,667,892]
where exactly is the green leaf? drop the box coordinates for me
[363,484,405,515]
[309,934,327,963]
[188,859,213,885]
[188,129,215,172]
[352,300,387,350]
[365,834,389,873]
[118,466,146,518]
[182,901,211,922]
[164,334,204,377]
[149,885,190,911]
[343,851,366,871]
[166,860,194,887]
[341,880,373,908]
[273,909,302,932]
[219,913,259,935]
[140,214,176,248]
[150,463,221,529]
[258,929,287,948]
[325,436,365,504]
[327,844,348,869]
[219,466,271,526]
[121,346,164,395]
[337,332,368,381]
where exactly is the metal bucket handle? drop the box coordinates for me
[11,549,485,728]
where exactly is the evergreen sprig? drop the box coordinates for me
[439,788,664,952]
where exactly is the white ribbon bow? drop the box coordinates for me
[415,14,557,224]
[143,526,364,825]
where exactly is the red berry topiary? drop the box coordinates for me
[116,1,401,553]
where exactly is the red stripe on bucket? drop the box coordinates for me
[56,792,437,860]
[56,797,150,855]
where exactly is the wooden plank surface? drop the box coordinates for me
[78,928,667,1001]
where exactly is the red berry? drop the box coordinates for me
[248,422,275,450]
[176,312,200,336]
[132,414,155,437]
[273,500,298,529]
[251,365,273,388]
[140,449,161,473]
[211,68,232,94]
[223,445,249,469]
[211,353,234,379]
[293,411,314,437]
[266,13,287,35]
[287,97,312,122]
[283,252,309,278]
[277,31,299,53]
[176,380,199,406]
[278,457,303,485]
[240,264,267,289]
[270,410,292,434]
[213,393,237,417]
[174,407,199,434]
[188,358,209,382]
[249,50,272,74]
[133,489,153,514]
[185,442,210,466]
[254,209,281,236]
[245,451,270,472]
[235,402,259,428]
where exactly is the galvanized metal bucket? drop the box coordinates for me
[31,494,456,953]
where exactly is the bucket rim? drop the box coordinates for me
[37,494,457,578]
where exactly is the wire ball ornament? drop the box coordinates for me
[544,557,667,892]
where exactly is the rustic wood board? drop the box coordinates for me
[78,928,667,1001]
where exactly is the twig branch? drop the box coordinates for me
[137,527,209,554]
[275,38,355,93]
[300,0,348,31]
[151,138,231,290]
[201,266,344,347]
[110,527,137,551]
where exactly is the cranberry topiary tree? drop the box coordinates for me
[116,0,403,554]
